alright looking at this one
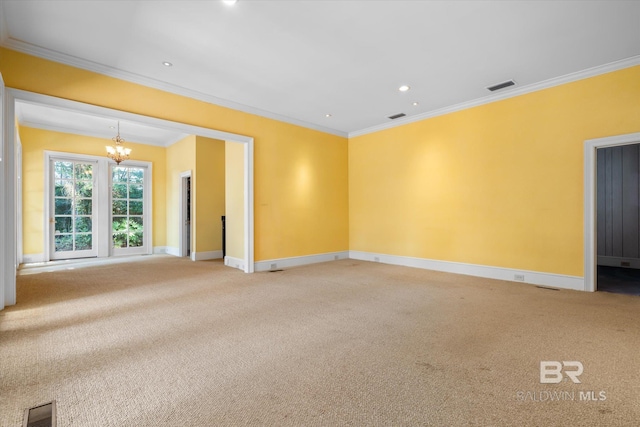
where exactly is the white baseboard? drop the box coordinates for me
[155,246,180,257]
[349,251,585,291]
[193,250,223,261]
[224,256,245,271]
[254,251,350,272]
[22,253,45,264]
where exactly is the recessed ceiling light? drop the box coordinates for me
[399,85,410,92]
[162,61,173,67]
[325,114,332,118]
[222,0,238,5]
[412,102,419,106]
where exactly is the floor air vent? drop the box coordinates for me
[388,113,406,120]
[487,79,516,92]
[24,401,55,427]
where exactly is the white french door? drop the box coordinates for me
[111,165,148,256]
[46,152,152,261]
[50,159,98,260]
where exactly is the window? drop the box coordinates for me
[111,166,146,253]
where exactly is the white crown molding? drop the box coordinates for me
[349,55,640,138]
[0,38,348,138]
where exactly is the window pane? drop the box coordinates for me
[55,162,73,179]
[112,167,128,182]
[55,180,73,197]
[74,164,93,180]
[75,234,92,251]
[55,234,73,252]
[130,232,143,247]
[55,198,72,215]
[75,199,92,215]
[129,184,143,199]
[113,200,127,215]
[75,216,92,233]
[129,168,144,184]
[112,216,128,232]
[75,181,92,198]
[113,232,128,248]
[55,217,72,233]
[130,217,143,229]
[112,183,127,199]
[129,201,143,215]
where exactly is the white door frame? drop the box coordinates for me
[179,170,192,259]
[7,88,254,272]
[1,75,17,308]
[584,132,640,292]
[109,161,153,257]
[46,154,100,260]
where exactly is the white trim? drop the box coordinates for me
[192,250,223,261]
[153,246,169,255]
[22,253,45,264]
[254,251,349,272]
[8,89,255,278]
[45,152,101,260]
[349,55,640,138]
[584,132,640,292]
[2,78,17,306]
[110,161,153,256]
[224,255,245,271]
[15,133,22,265]
[163,246,181,257]
[244,140,254,273]
[1,40,346,138]
[349,251,584,291]
[0,71,5,310]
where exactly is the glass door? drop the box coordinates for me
[51,160,97,260]
[111,165,147,255]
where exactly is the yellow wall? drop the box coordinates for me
[225,141,245,260]
[10,47,638,276]
[1,48,350,262]
[19,126,167,255]
[350,66,640,277]
[195,137,225,253]
[165,135,196,250]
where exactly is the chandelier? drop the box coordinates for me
[106,122,131,164]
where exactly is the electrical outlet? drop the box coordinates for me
[271,263,277,270]
[514,274,525,282]
[334,255,339,260]
[374,256,380,262]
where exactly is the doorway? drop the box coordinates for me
[179,172,192,258]
[50,158,98,260]
[584,132,640,292]
[595,143,640,295]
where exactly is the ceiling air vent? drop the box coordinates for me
[487,79,516,92]
[388,113,406,120]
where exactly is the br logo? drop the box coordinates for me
[540,361,584,384]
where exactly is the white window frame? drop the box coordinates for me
[110,161,153,256]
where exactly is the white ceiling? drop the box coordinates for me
[2,0,640,140]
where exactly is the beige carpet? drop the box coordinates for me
[1,256,639,426]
